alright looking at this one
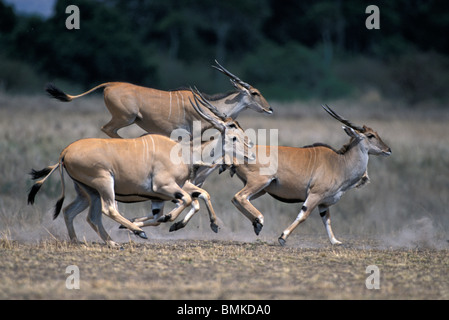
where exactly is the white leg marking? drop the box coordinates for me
[294,211,305,223]
[321,211,342,245]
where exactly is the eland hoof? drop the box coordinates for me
[210,223,219,233]
[169,222,183,232]
[134,230,148,239]
[278,237,286,247]
[253,219,263,236]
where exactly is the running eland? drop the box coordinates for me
[45,61,272,138]
[27,89,255,246]
[230,105,391,246]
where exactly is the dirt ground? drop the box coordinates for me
[1,236,448,300]
[1,94,448,301]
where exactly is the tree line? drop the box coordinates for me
[1,0,448,103]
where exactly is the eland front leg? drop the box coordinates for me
[231,180,274,235]
[169,182,219,233]
[319,206,342,245]
[152,179,193,223]
[278,194,321,246]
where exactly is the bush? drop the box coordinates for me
[0,55,43,93]
[335,51,449,105]
[390,51,449,104]
[240,41,352,101]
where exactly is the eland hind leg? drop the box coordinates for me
[131,201,165,227]
[85,190,119,247]
[101,115,136,138]
[101,89,140,138]
[62,182,89,243]
[92,175,148,242]
[73,181,121,247]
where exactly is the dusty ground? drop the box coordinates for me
[1,236,448,300]
[1,94,448,300]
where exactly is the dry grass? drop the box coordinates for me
[0,92,448,299]
[1,238,448,300]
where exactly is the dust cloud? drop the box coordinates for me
[381,217,448,250]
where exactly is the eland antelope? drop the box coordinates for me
[46,60,272,139]
[229,105,391,246]
[27,89,255,247]
[120,89,256,231]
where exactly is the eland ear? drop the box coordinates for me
[189,87,226,132]
[342,126,360,139]
[230,79,250,93]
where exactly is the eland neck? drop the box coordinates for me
[210,92,245,119]
[340,139,369,186]
[189,130,226,168]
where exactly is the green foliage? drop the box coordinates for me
[242,41,352,100]
[1,0,449,103]
[390,52,449,104]
[0,0,16,34]
[0,55,42,93]
[20,0,155,87]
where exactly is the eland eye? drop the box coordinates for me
[366,133,375,139]
[233,136,237,142]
